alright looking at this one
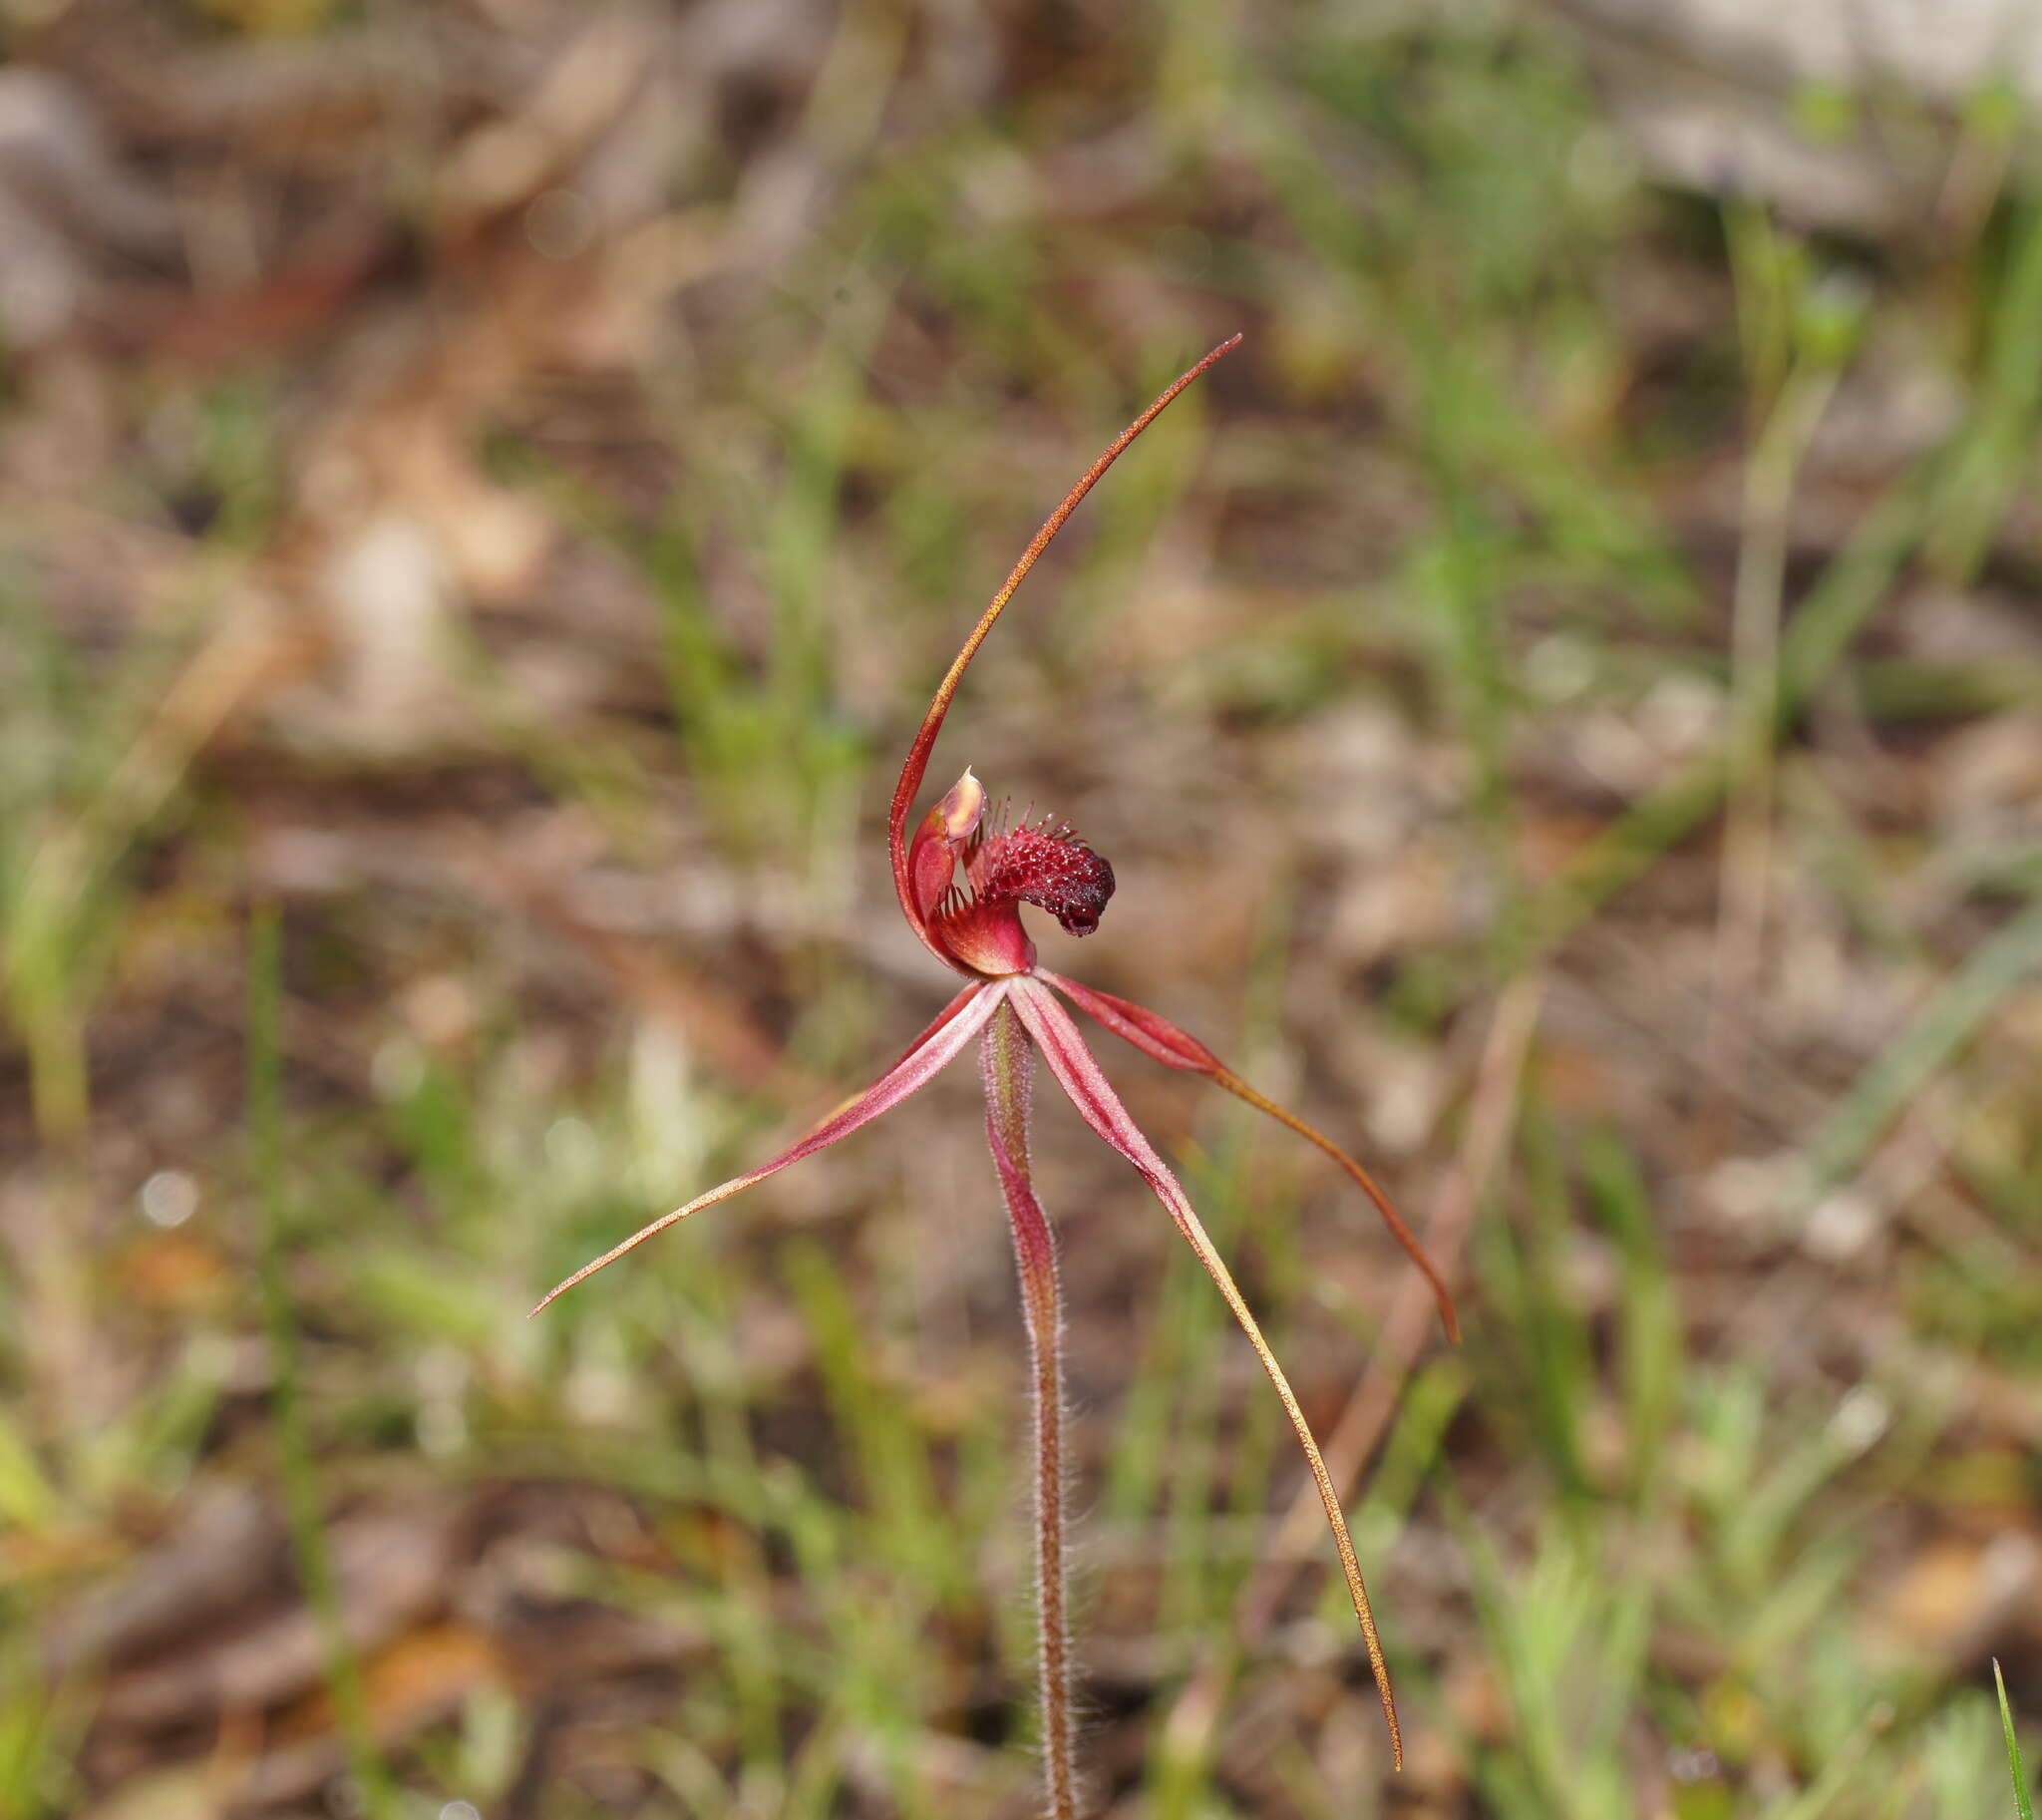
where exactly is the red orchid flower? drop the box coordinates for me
[535,336,1457,1805]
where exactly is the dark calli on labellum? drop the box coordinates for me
[913,769,1117,974]
[534,337,1458,1812]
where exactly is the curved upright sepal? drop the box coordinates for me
[889,336,1242,964]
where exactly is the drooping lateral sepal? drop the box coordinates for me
[1036,967,1460,1343]
[1004,975,1405,1769]
[531,982,1006,1313]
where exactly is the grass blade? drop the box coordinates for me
[1802,893,2042,1195]
[1998,1659,2034,1820]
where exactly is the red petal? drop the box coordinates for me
[1007,976,1405,1768]
[1032,969,1220,1072]
[1039,968,1459,1344]
[531,982,1005,1313]
[880,983,987,1074]
[907,770,986,934]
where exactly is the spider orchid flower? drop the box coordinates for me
[534,336,1457,1802]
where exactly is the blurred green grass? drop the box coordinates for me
[2,1,2040,1815]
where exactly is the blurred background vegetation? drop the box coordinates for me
[0,0,2039,1815]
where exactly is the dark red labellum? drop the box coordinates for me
[970,820,1116,936]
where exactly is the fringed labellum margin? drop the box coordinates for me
[535,337,1458,1800]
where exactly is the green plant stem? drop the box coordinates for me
[980,1000,1076,1820]
[248,905,396,1820]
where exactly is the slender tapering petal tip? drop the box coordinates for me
[528,983,1005,1319]
[1034,968,1459,1344]
[1007,975,1406,1768]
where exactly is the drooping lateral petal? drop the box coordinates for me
[882,983,992,1077]
[531,982,1006,1314]
[1037,968,1459,1343]
[798,983,988,1130]
[887,335,1242,962]
[1006,976,1405,1769]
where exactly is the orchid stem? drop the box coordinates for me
[981,1000,1078,1820]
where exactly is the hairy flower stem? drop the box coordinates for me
[981,1000,1077,1819]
